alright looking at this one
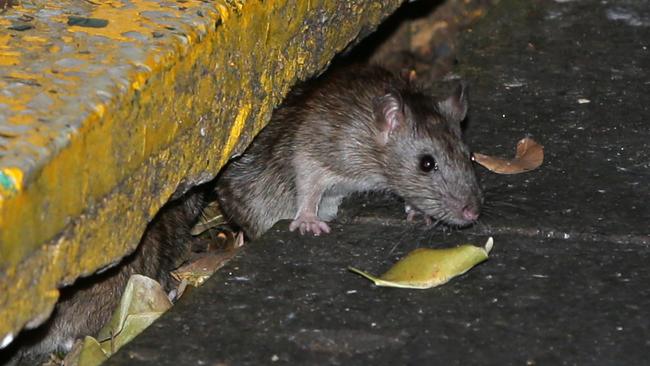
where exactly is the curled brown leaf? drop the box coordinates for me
[473,137,544,174]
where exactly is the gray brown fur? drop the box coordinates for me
[217,65,481,239]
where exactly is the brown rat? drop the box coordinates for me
[217,65,481,239]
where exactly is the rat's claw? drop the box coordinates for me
[405,204,417,222]
[289,220,300,232]
[406,210,417,222]
[290,216,330,236]
[311,221,330,236]
[404,205,434,226]
[424,215,433,226]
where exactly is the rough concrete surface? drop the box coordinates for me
[110,227,650,365]
[106,0,649,364]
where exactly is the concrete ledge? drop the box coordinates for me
[0,0,401,343]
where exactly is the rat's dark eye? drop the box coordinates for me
[419,154,438,172]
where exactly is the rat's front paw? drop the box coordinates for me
[289,215,331,236]
[405,204,433,226]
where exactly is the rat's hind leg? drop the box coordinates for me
[289,160,332,236]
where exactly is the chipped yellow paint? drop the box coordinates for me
[67,0,222,44]
[0,16,10,27]
[93,104,106,119]
[223,104,252,164]
[0,52,20,66]
[67,0,165,42]
[21,35,48,43]
[0,34,20,66]
[0,0,402,345]
[215,3,231,23]
[3,89,38,126]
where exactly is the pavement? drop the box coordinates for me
[106,0,650,364]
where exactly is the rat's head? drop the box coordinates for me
[373,83,481,227]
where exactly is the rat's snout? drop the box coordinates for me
[438,196,480,227]
[462,204,480,222]
[447,191,481,226]
[462,187,483,223]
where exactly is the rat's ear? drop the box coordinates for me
[374,91,405,145]
[437,82,468,123]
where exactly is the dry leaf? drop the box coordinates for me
[191,200,228,235]
[172,232,244,287]
[171,250,239,287]
[0,0,15,10]
[349,237,493,289]
[473,137,544,174]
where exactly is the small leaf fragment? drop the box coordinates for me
[191,200,228,235]
[473,137,543,174]
[172,232,244,287]
[350,237,493,289]
[171,249,240,287]
[0,0,15,11]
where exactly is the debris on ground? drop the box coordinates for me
[473,137,544,174]
[349,237,493,289]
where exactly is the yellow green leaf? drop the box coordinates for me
[71,336,108,366]
[96,275,171,356]
[69,275,173,366]
[349,237,493,289]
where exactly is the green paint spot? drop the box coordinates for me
[0,171,16,193]
[67,17,109,28]
[8,23,34,31]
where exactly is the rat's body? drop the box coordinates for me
[217,65,481,239]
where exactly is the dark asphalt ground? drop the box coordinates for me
[107,0,650,364]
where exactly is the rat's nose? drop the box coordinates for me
[462,205,479,221]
